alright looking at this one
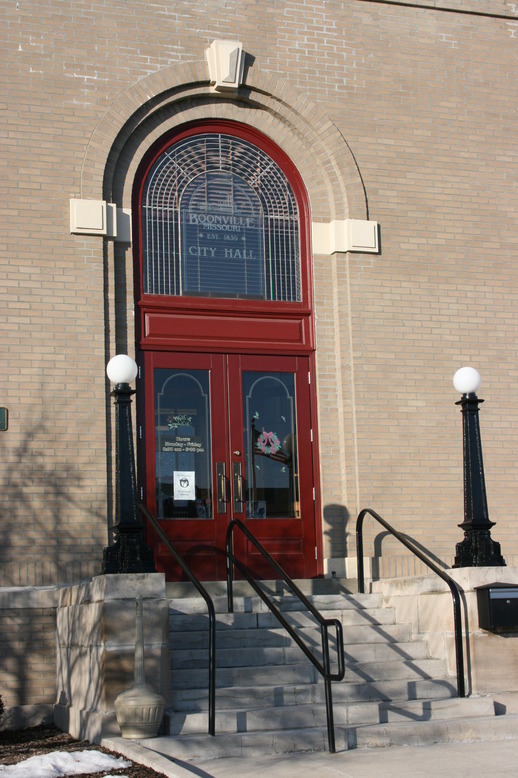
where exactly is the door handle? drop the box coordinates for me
[232,461,243,513]
[216,462,227,513]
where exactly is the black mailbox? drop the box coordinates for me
[476,583,518,631]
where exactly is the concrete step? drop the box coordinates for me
[167,703,331,736]
[168,592,383,616]
[161,579,518,762]
[171,637,428,669]
[172,649,444,689]
[166,696,495,736]
[340,657,447,684]
[139,726,334,760]
[171,661,319,690]
[137,712,518,760]
[171,677,458,712]
[350,712,518,749]
[165,579,477,760]
[170,605,397,631]
[166,578,359,599]
[170,622,413,650]
[346,695,495,727]
[171,648,445,680]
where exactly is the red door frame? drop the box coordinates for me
[143,351,229,580]
[143,351,321,580]
[133,120,324,579]
[227,354,318,578]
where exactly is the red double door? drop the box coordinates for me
[142,351,320,581]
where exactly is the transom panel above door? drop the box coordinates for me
[134,122,315,356]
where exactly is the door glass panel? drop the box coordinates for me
[242,371,299,519]
[154,369,212,519]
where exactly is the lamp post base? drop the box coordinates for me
[102,531,156,574]
[453,529,506,568]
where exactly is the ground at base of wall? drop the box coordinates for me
[0,725,168,777]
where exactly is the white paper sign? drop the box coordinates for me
[174,471,196,500]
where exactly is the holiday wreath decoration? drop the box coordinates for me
[256,430,281,455]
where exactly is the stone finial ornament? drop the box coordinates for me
[114,597,165,738]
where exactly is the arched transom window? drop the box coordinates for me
[141,132,301,302]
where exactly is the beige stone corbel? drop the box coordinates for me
[69,199,132,242]
[312,219,379,254]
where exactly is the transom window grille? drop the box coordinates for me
[142,133,301,302]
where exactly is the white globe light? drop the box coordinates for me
[106,354,138,385]
[453,367,481,395]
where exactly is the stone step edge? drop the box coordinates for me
[168,593,382,614]
[166,579,359,599]
[166,694,487,717]
[169,634,421,653]
[169,621,406,638]
[171,656,447,676]
[169,610,398,628]
[170,677,458,706]
[121,713,518,760]
[165,696,493,734]
[171,664,450,692]
[350,711,518,748]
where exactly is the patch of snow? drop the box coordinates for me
[0,749,131,777]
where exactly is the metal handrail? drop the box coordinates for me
[356,507,466,698]
[225,519,345,753]
[139,504,216,736]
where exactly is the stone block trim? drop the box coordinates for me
[55,574,170,743]
[373,566,518,695]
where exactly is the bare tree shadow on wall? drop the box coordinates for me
[0,415,107,710]
[0,422,93,585]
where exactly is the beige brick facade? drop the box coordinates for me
[1,608,56,706]
[0,586,60,715]
[2,0,518,594]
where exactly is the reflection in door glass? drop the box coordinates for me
[242,372,299,519]
[154,369,212,519]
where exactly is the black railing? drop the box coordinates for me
[139,504,217,736]
[356,507,466,698]
[225,519,345,753]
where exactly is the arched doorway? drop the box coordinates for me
[133,120,321,580]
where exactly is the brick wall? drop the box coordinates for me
[1,609,56,706]
[0,588,60,723]
[1,0,518,587]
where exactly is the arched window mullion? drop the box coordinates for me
[141,129,302,303]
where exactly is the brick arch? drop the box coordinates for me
[80,60,367,222]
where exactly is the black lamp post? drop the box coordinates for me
[452,367,505,568]
[102,354,156,574]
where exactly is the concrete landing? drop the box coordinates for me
[103,734,518,777]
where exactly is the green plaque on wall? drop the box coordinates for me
[0,408,8,431]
